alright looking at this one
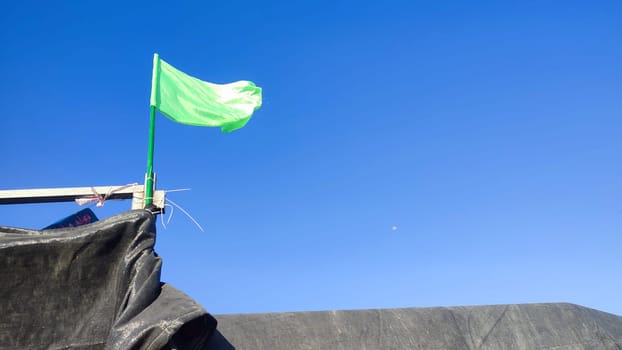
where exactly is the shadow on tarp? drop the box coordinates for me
[0,210,233,350]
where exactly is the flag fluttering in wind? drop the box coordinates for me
[150,53,262,133]
[143,53,262,207]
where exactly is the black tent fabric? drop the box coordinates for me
[4,209,622,349]
[215,304,622,349]
[0,210,231,350]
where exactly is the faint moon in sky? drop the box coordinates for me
[391,225,398,231]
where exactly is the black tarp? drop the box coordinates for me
[5,209,622,350]
[0,210,233,350]
[215,304,622,349]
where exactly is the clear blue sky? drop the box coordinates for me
[1,1,620,316]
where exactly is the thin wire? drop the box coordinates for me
[165,198,205,232]
[166,204,174,225]
[160,203,174,229]
[129,188,193,206]
[164,188,192,193]
[78,186,205,233]
[75,183,140,207]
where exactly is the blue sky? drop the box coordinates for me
[1,1,621,316]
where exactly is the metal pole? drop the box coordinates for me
[144,105,156,206]
[144,53,161,208]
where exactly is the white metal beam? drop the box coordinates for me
[0,185,165,211]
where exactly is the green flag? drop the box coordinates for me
[150,53,262,133]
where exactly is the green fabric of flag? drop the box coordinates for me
[150,53,262,133]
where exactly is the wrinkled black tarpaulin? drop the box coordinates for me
[0,210,233,350]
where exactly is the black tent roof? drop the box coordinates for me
[2,211,620,349]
